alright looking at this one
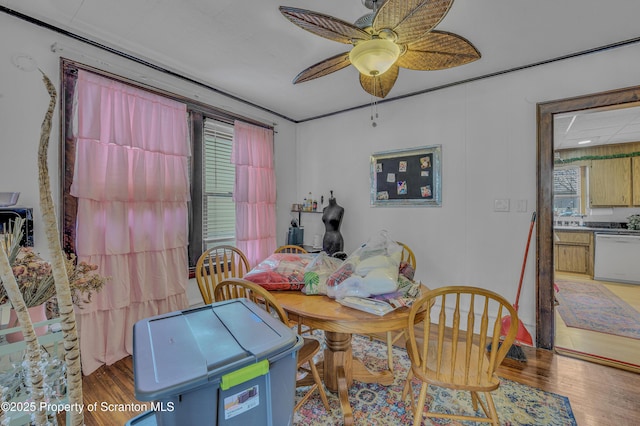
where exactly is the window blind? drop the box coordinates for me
[203,118,235,248]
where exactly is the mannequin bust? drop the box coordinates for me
[322,190,344,255]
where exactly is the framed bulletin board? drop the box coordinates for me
[370,145,442,207]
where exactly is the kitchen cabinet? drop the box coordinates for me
[589,157,631,207]
[554,230,593,276]
[633,156,640,206]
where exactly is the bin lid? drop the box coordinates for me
[133,298,298,400]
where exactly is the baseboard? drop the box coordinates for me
[555,346,640,374]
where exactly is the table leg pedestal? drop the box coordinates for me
[323,332,354,425]
[322,331,396,425]
[323,332,353,389]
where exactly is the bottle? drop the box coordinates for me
[303,197,307,211]
[313,199,318,211]
[307,192,313,211]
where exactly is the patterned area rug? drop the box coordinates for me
[555,279,640,340]
[294,333,576,425]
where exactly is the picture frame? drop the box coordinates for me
[370,145,442,207]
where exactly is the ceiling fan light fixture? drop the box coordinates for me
[349,38,400,77]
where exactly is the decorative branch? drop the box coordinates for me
[37,70,84,425]
[0,248,47,424]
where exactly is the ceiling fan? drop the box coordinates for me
[279,0,480,98]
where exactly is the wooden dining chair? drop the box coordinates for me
[214,278,330,413]
[274,244,308,254]
[398,241,416,271]
[195,245,250,305]
[367,241,417,373]
[402,286,519,426]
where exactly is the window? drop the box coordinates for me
[553,166,582,216]
[202,119,236,249]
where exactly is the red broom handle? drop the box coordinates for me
[514,211,536,311]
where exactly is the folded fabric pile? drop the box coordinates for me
[244,253,317,290]
[370,274,423,309]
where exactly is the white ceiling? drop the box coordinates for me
[3,0,640,122]
[554,105,640,150]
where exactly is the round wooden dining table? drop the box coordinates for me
[271,291,426,426]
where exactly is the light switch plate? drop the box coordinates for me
[494,199,510,212]
[516,199,527,212]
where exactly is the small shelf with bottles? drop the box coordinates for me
[291,193,324,225]
[291,208,322,226]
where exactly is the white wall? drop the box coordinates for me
[4,11,640,337]
[293,42,640,336]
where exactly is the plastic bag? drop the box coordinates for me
[302,252,344,295]
[244,253,316,290]
[327,231,402,299]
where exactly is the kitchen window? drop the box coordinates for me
[553,166,583,216]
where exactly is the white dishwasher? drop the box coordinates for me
[593,233,640,285]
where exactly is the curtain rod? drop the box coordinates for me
[58,53,275,131]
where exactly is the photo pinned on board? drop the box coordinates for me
[397,181,407,195]
[377,191,389,200]
[420,156,431,169]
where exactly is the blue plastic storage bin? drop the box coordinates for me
[131,298,302,426]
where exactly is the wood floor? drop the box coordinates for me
[61,329,640,426]
[554,272,640,372]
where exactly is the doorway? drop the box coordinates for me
[537,85,640,371]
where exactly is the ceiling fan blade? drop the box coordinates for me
[373,0,454,45]
[359,65,399,98]
[293,52,352,84]
[280,6,371,44]
[396,31,480,70]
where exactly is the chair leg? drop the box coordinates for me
[294,383,318,412]
[412,383,429,426]
[401,370,414,403]
[309,359,330,411]
[484,391,500,426]
[386,331,394,372]
[294,361,330,412]
[471,390,479,411]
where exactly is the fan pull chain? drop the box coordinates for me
[371,75,379,127]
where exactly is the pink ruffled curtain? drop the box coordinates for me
[71,70,190,375]
[231,121,276,266]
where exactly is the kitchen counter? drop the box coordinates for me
[554,226,640,235]
[553,221,640,235]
